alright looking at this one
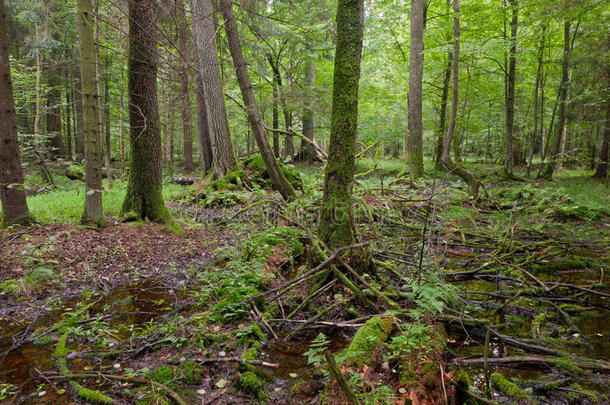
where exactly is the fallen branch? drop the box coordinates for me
[194,357,279,368]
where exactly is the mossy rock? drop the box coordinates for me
[491,372,530,400]
[242,154,303,191]
[344,316,394,367]
[236,371,268,402]
[65,164,85,181]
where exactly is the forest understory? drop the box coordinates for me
[1,160,609,405]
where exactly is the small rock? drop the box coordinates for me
[38,391,46,397]
[219,351,226,357]
[113,363,121,369]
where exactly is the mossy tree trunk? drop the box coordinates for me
[219,0,295,200]
[121,0,169,223]
[191,0,236,178]
[319,0,364,248]
[0,0,30,226]
[76,0,103,226]
[407,0,424,180]
[441,0,482,200]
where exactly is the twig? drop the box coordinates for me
[194,357,279,368]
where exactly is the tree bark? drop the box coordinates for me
[122,0,169,222]
[0,0,30,226]
[593,102,609,179]
[435,46,452,169]
[319,0,365,248]
[76,0,104,225]
[191,0,236,178]
[195,68,213,171]
[219,0,295,200]
[542,21,572,179]
[65,79,73,159]
[441,0,482,199]
[74,68,85,161]
[504,0,518,176]
[177,0,193,172]
[407,0,424,179]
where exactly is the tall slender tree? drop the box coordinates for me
[121,0,169,222]
[407,0,424,179]
[504,0,518,177]
[191,0,236,178]
[219,0,295,200]
[176,0,193,172]
[0,0,30,226]
[319,0,365,248]
[76,0,103,225]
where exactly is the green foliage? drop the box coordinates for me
[0,383,18,400]
[303,333,331,366]
[387,322,435,358]
[150,366,175,384]
[236,323,266,348]
[180,361,201,385]
[242,226,305,260]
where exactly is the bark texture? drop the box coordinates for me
[297,39,317,162]
[122,0,168,222]
[504,0,518,176]
[407,0,424,179]
[319,0,365,248]
[76,0,103,225]
[191,0,236,178]
[219,0,295,200]
[0,0,30,226]
[593,102,609,179]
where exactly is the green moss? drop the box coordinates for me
[344,317,393,367]
[150,366,175,384]
[236,324,266,348]
[136,392,170,405]
[530,259,587,273]
[237,371,268,402]
[491,372,530,399]
[555,360,585,375]
[69,382,114,404]
[181,360,201,385]
[241,347,259,361]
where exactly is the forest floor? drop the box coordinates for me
[1,158,609,404]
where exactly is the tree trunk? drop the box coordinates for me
[94,4,112,184]
[297,39,317,162]
[0,0,30,226]
[319,0,365,248]
[219,0,295,200]
[527,23,546,176]
[74,68,85,161]
[65,81,73,159]
[195,68,213,171]
[191,0,236,178]
[283,71,294,158]
[119,41,126,175]
[542,21,572,179]
[435,45,452,169]
[270,64,280,157]
[47,73,63,158]
[76,0,104,225]
[176,0,193,172]
[441,0,481,199]
[122,0,169,222]
[593,103,609,179]
[504,0,518,177]
[407,0,424,180]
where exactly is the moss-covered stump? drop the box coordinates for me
[344,316,393,367]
